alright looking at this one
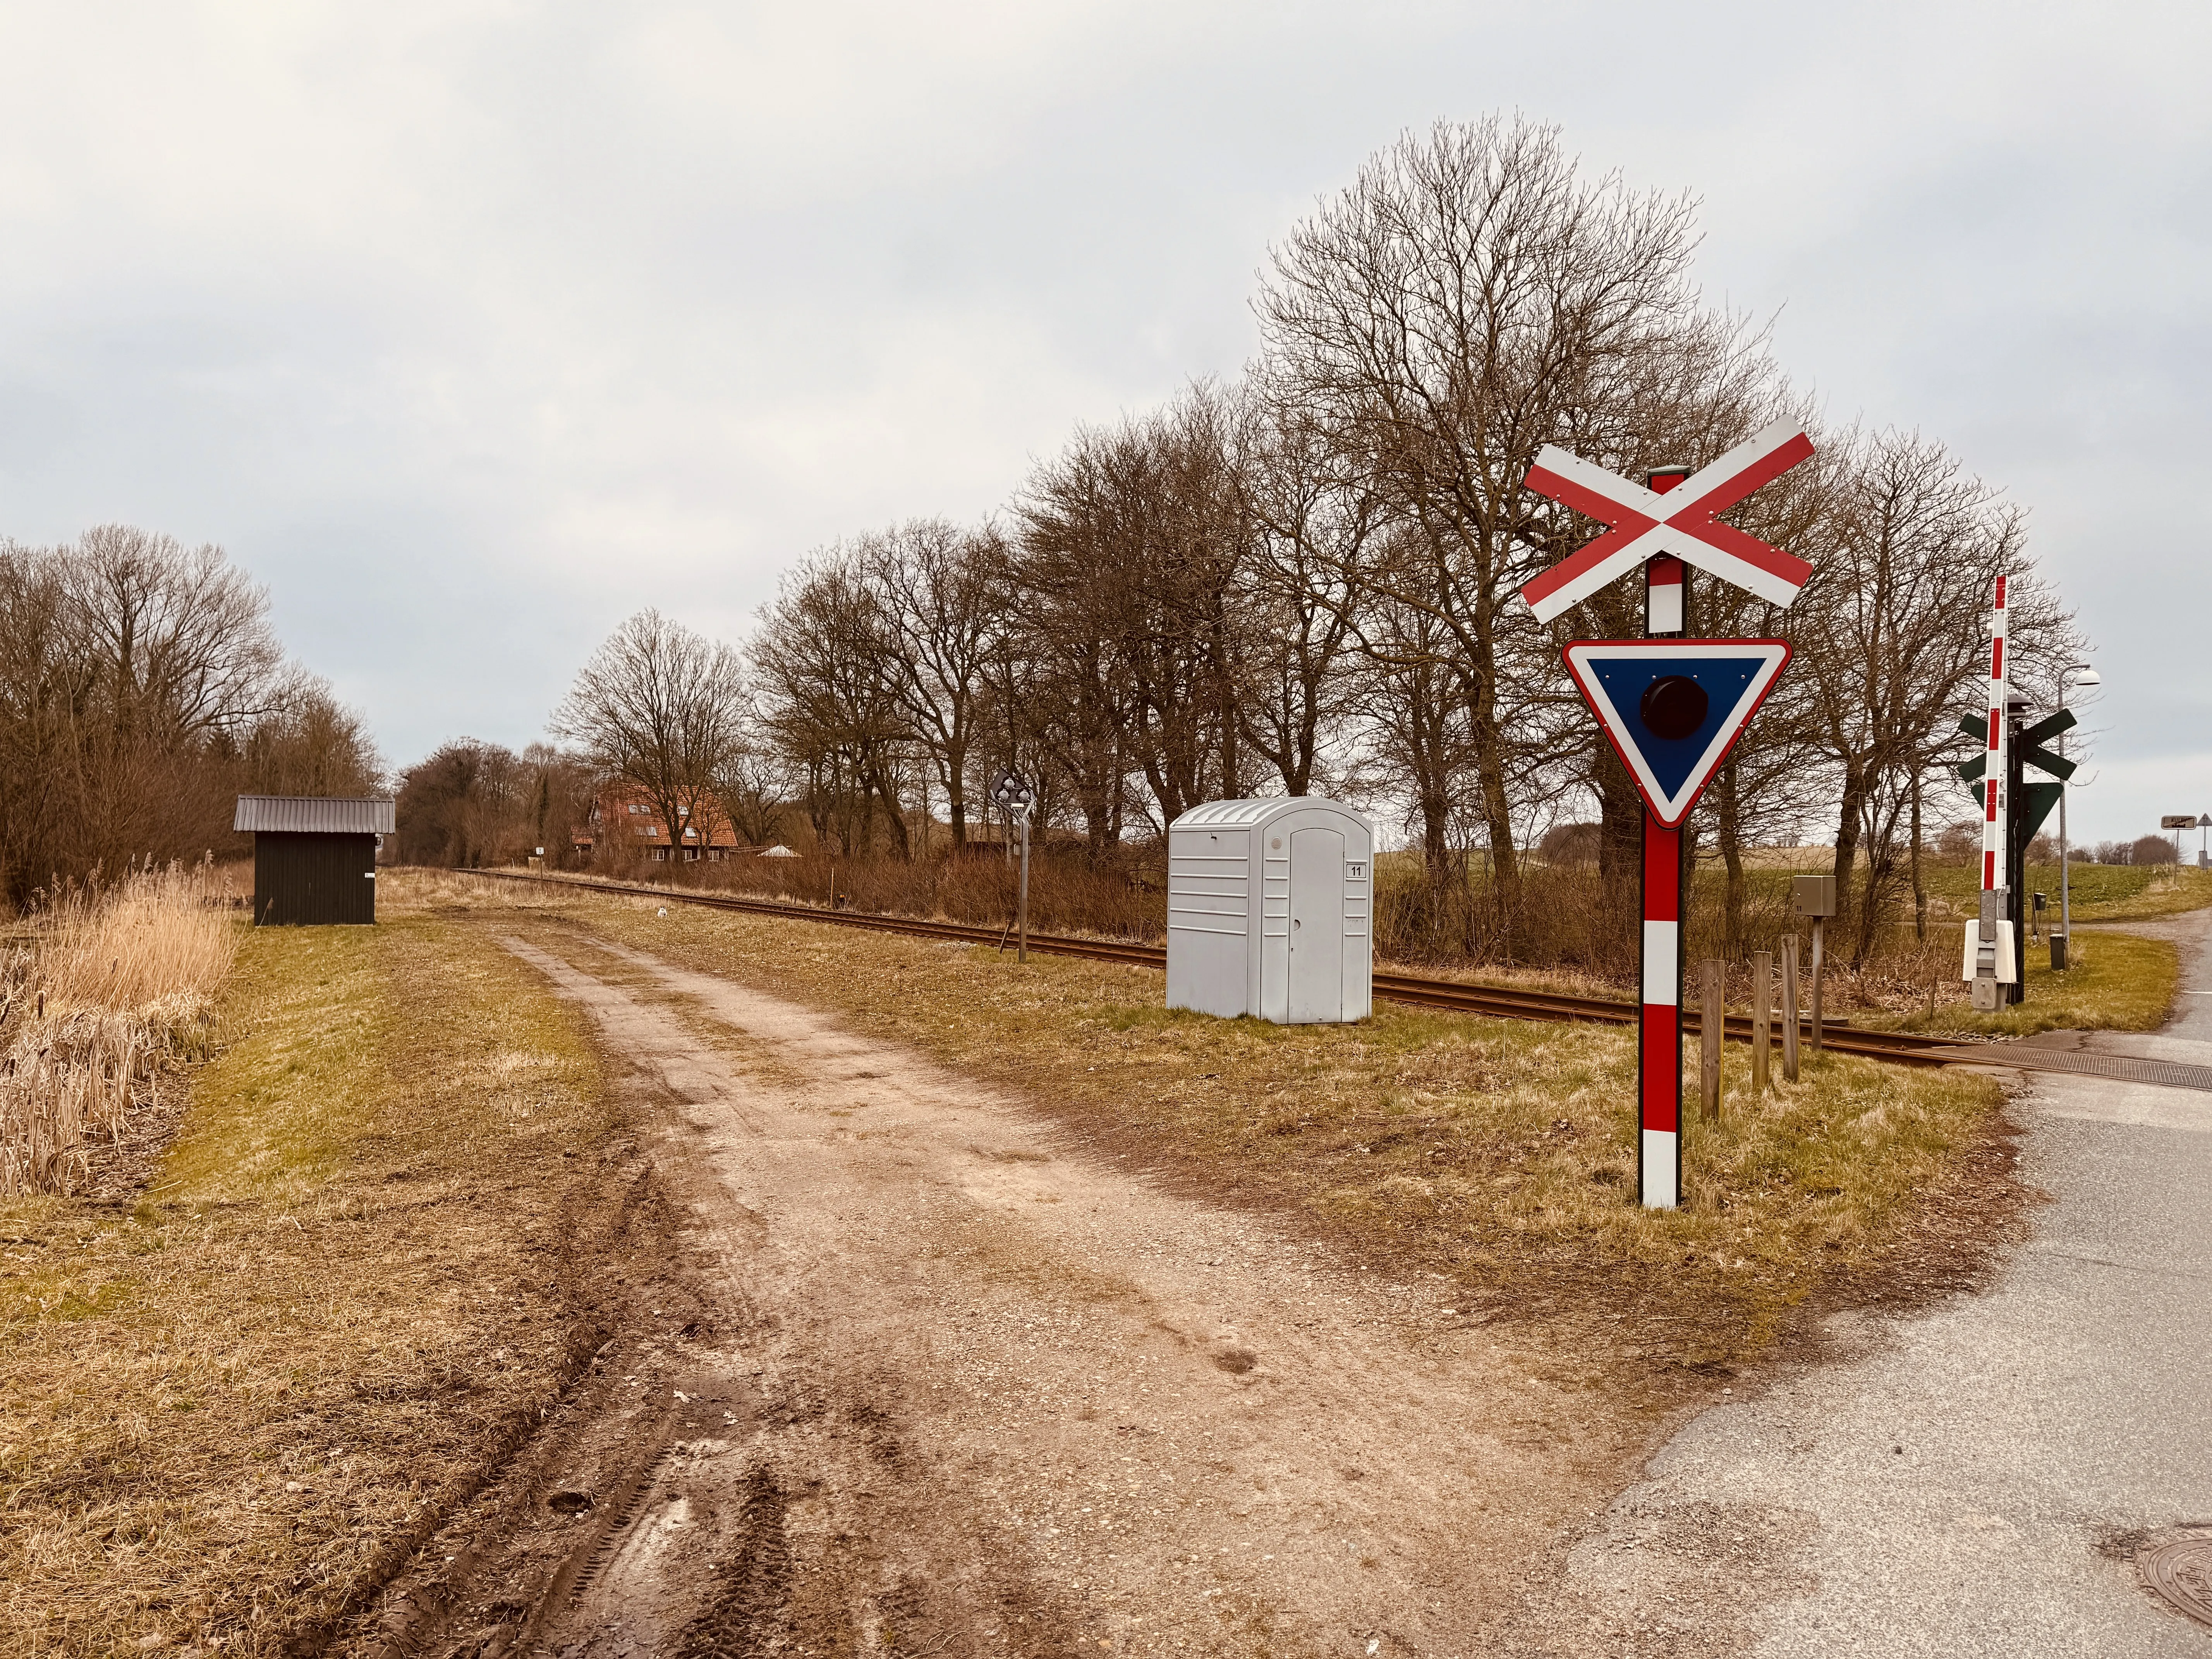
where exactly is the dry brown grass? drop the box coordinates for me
[1,862,240,1196]
[0,904,638,1657]
[419,870,2013,1369]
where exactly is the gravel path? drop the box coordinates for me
[467,926,1654,1658]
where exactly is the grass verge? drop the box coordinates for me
[420,871,2013,1371]
[0,910,628,1657]
[1867,927,2179,1037]
[1922,861,2212,922]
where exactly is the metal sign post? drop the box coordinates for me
[2162,815,2196,870]
[989,771,1037,963]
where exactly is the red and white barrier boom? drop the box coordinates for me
[1967,578,2014,1010]
[1523,429,1814,1209]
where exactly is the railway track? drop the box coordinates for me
[466,867,1976,1068]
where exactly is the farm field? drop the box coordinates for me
[4,869,2032,1656]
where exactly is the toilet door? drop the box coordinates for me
[1286,828,1345,1023]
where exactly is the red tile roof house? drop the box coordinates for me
[573,785,739,863]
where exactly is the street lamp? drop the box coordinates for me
[2057,663,2101,957]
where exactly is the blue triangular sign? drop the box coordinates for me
[1562,639,1792,827]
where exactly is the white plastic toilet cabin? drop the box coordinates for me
[1166,797,1373,1024]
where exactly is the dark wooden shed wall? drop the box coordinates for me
[253,832,378,926]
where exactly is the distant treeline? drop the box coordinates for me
[0,526,382,907]
[406,115,2095,973]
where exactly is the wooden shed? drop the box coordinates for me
[234,795,396,926]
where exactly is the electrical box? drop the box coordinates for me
[1166,797,1374,1024]
[1791,874,1837,918]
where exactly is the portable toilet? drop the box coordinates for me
[1166,797,1373,1024]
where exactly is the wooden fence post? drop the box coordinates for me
[1751,950,1772,1095]
[1699,960,1723,1123]
[1781,934,1801,1082]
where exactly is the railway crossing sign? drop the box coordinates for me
[1520,419,1817,622]
[1563,641,1791,828]
[989,770,1035,815]
[1518,422,1816,1212]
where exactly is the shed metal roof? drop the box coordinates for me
[234,795,396,835]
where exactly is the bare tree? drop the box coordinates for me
[712,739,792,848]
[0,527,330,902]
[1233,377,1378,795]
[1785,429,2077,961]
[1015,384,1249,834]
[1257,116,1745,919]
[552,609,747,860]
[240,670,386,799]
[749,557,916,857]
[860,519,1006,847]
[394,738,534,867]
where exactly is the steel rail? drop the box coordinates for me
[465,867,1982,1068]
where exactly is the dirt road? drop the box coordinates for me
[347,921,1680,1657]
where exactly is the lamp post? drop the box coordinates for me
[2057,664,2100,957]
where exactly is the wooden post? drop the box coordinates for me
[1809,916,1826,1053]
[1751,950,1772,1095]
[1781,934,1801,1082]
[1699,960,1723,1123]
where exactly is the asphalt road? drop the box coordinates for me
[1554,908,2212,1657]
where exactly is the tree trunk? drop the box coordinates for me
[1715,757,1746,958]
[1831,769,1868,945]
[869,763,912,860]
[1420,787,1452,879]
[1910,768,1927,943]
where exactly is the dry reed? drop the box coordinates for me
[0,859,238,1195]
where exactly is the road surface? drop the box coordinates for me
[1545,909,2212,1655]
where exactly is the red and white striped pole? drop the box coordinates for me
[1639,814,1683,1207]
[1970,576,2010,1008]
[1640,470,1689,1209]
[1982,575,2008,893]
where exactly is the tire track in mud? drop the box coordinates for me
[344,924,1662,1657]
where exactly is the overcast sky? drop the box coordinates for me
[0,2,2203,845]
